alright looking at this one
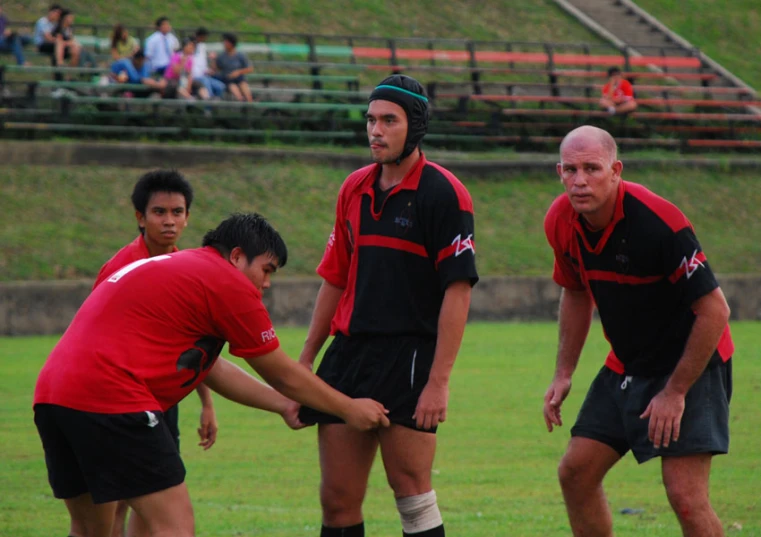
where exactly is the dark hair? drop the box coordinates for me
[202,213,288,267]
[111,23,126,50]
[607,66,622,77]
[131,169,193,217]
[49,4,62,12]
[196,27,209,37]
[222,32,237,47]
[155,16,169,28]
[133,49,145,61]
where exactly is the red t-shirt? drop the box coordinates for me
[602,79,634,103]
[93,235,178,289]
[35,247,280,413]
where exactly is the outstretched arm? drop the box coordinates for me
[544,288,594,432]
[203,357,305,429]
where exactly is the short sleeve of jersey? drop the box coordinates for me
[316,181,352,288]
[544,203,585,291]
[427,181,479,290]
[621,80,634,97]
[664,225,719,305]
[206,281,280,359]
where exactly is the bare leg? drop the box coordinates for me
[557,437,621,537]
[318,423,378,528]
[662,454,725,537]
[64,493,117,537]
[126,507,150,537]
[378,425,436,498]
[239,81,254,102]
[227,83,243,101]
[126,482,194,537]
[615,100,638,114]
[109,501,128,537]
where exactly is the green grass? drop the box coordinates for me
[635,0,761,92]
[2,161,761,281]
[1,322,759,536]
[5,1,601,44]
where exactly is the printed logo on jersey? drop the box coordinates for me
[261,327,276,343]
[176,336,224,388]
[326,228,336,249]
[452,233,476,257]
[679,249,704,280]
[145,411,159,428]
[395,202,414,235]
[107,255,171,283]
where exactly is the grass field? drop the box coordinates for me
[635,0,761,92]
[1,322,759,536]
[2,161,761,281]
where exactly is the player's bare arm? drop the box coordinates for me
[203,357,305,430]
[194,382,218,449]
[544,288,595,432]
[298,280,344,370]
[413,280,471,430]
[246,346,390,431]
[640,287,731,448]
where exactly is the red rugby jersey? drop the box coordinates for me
[35,247,279,413]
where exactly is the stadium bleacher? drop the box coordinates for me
[1,20,759,151]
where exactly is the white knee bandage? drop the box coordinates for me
[395,490,443,534]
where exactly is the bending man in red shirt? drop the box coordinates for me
[599,66,637,115]
[34,212,390,537]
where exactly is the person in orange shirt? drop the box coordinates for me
[600,67,637,115]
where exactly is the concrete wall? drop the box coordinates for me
[1,276,758,336]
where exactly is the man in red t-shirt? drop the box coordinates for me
[600,66,637,115]
[34,213,390,537]
[93,170,217,537]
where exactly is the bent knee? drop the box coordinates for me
[665,484,710,516]
[557,454,599,490]
[320,481,365,515]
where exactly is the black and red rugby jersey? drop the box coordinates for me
[318,154,479,337]
[545,180,733,377]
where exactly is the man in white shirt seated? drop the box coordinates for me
[144,16,179,76]
[192,27,226,99]
[33,3,62,56]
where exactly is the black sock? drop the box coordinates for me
[321,522,365,537]
[403,524,445,537]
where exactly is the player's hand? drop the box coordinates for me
[640,387,685,449]
[197,406,218,450]
[344,398,390,431]
[280,399,309,430]
[543,377,572,432]
[413,380,449,430]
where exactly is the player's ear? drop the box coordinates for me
[135,210,146,229]
[229,246,246,269]
[612,160,623,178]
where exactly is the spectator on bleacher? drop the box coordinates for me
[212,33,253,102]
[110,49,166,97]
[51,9,81,70]
[33,4,62,58]
[144,16,179,77]
[192,27,226,99]
[0,5,32,65]
[110,23,139,60]
[600,66,637,116]
[164,38,210,101]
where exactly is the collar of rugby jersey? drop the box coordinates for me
[571,179,626,255]
[358,153,427,220]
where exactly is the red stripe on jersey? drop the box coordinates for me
[668,251,708,284]
[436,235,476,268]
[586,270,663,285]
[624,182,692,233]
[605,351,625,374]
[426,161,474,213]
[357,235,429,258]
[717,325,734,361]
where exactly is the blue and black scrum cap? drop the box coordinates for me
[369,75,430,161]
